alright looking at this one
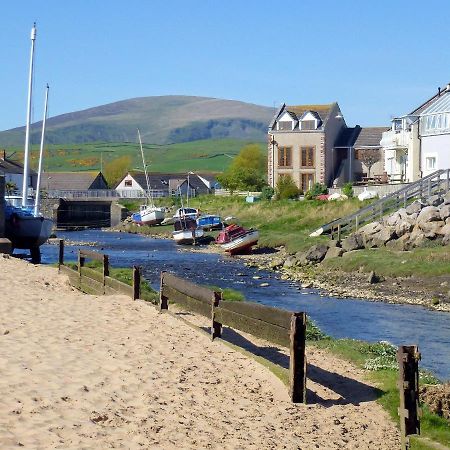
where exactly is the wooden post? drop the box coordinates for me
[132,265,141,300]
[58,239,64,270]
[337,224,341,242]
[103,254,109,277]
[397,345,421,450]
[211,291,222,340]
[289,312,307,404]
[355,215,359,231]
[159,271,168,310]
[77,250,85,276]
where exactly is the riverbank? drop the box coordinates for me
[0,255,401,449]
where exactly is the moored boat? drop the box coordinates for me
[216,224,259,255]
[173,217,204,245]
[173,207,199,221]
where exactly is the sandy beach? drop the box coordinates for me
[0,255,400,449]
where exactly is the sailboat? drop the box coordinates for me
[4,24,53,263]
[131,129,165,226]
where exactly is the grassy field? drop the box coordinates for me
[4,138,264,174]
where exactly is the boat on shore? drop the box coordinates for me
[216,224,259,255]
[173,207,199,221]
[173,217,204,245]
[196,214,222,230]
[131,129,165,226]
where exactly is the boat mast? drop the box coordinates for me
[34,84,49,216]
[137,128,153,206]
[22,23,37,207]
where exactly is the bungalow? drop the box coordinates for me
[0,150,37,194]
[268,103,346,191]
[380,82,450,182]
[115,172,216,198]
[44,171,108,191]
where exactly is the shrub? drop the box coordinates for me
[261,186,275,200]
[342,182,354,198]
[305,183,328,200]
[276,175,300,200]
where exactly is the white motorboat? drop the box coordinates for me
[172,217,204,245]
[216,224,259,255]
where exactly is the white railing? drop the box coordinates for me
[215,189,262,197]
[44,189,170,199]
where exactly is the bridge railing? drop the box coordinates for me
[44,189,170,199]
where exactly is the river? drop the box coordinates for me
[40,229,450,381]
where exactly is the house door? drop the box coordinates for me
[301,173,315,192]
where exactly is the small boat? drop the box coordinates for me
[196,214,222,230]
[173,217,204,245]
[173,207,199,221]
[216,224,259,255]
[132,129,166,226]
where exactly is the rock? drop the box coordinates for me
[419,220,445,238]
[440,204,450,221]
[386,233,411,251]
[405,200,423,215]
[367,271,380,284]
[342,249,363,258]
[443,234,450,246]
[283,256,297,268]
[341,233,364,251]
[444,191,450,205]
[440,223,450,236]
[417,206,441,224]
[269,258,284,269]
[409,227,427,248]
[328,240,341,248]
[385,212,401,227]
[359,222,383,236]
[324,247,346,260]
[260,283,269,287]
[364,226,396,248]
[294,251,308,266]
[301,282,312,288]
[305,244,329,263]
[420,383,450,421]
[426,194,443,207]
[395,220,413,238]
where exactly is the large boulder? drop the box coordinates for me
[386,233,411,251]
[443,234,450,246]
[365,226,396,248]
[419,221,445,239]
[342,233,364,251]
[405,201,423,215]
[440,223,450,236]
[427,194,443,207]
[305,244,329,263]
[395,220,413,238]
[359,221,383,236]
[324,246,346,260]
[385,212,402,227]
[409,227,427,248]
[440,204,450,221]
[417,206,441,225]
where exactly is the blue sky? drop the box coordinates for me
[1,0,449,131]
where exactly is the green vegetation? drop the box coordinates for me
[275,175,300,199]
[323,246,450,278]
[305,182,328,200]
[209,286,246,302]
[103,154,132,186]
[4,139,265,175]
[342,182,354,198]
[217,144,267,191]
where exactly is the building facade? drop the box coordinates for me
[268,103,345,191]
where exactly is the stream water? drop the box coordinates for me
[40,229,450,380]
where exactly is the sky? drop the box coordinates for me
[1,0,449,131]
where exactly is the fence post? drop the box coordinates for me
[289,312,307,404]
[77,250,85,276]
[211,291,222,340]
[337,224,341,242]
[427,178,431,196]
[58,239,64,270]
[397,345,421,450]
[132,265,141,300]
[159,271,168,310]
[355,215,359,231]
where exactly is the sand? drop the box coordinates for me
[0,255,400,449]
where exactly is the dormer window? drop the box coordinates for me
[299,111,320,130]
[276,111,296,131]
[278,121,293,131]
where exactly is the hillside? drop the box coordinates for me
[0,96,274,146]
[4,139,266,174]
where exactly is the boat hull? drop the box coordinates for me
[172,228,204,245]
[5,215,53,249]
[132,208,165,226]
[221,230,259,255]
[197,215,222,230]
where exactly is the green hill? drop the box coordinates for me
[4,139,266,174]
[0,95,274,146]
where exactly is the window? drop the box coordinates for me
[125,179,132,187]
[426,156,436,170]
[301,146,315,167]
[278,121,292,131]
[278,146,292,167]
[301,173,315,192]
[301,120,316,130]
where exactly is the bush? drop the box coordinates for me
[342,182,354,198]
[276,175,300,200]
[261,186,275,200]
[305,183,328,200]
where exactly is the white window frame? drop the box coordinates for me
[425,155,437,170]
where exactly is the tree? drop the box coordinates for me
[218,144,267,191]
[275,175,300,200]
[103,155,132,187]
[5,181,17,195]
[358,149,381,178]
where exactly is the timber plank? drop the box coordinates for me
[163,272,213,304]
[215,307,290,348]
[105,276,133,297]
[59,265,80,288]
[219,300,292,329]
[80,266,104,284]
[163,285,211,318]
[80,276,104,296]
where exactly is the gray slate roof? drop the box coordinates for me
[0,157,37,175]
[44,171,107,190]
[353,127,388,148]
[269,103,338,130]
[125,172,216,192]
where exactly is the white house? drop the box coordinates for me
[0,151,37,194]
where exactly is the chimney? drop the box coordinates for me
[447,83,450,92]
[438,87,441,96]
